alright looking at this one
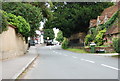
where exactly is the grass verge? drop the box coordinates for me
[112,55,120,58]
[66,48,88,53]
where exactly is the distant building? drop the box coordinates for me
[53,28,59,43]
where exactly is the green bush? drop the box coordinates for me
[0,10,8,34]
[4,12,30,37]
[95,29,106,46]
[112,38,120,53]
[2,2,43,37]
[85,34,94,45]
[62,38,69,49]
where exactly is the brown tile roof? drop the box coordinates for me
[90,19,97,23]
[98,16,105,21]
[90,19,97,27]
[101,5,118,18]
[105,26,119,35]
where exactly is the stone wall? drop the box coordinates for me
[85,47,115,53]
[0,25,28,60]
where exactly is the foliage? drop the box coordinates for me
[43,29,55,40]
[62,38,69,49]
[4,12,30,37]
[0,10,8,34]
[85,34,94,45]
[29,2,53,20]
[95,29,106,46]
[56,31,64,43]
[112,38,120,53]
[2,2,43,37]
[44,2,113,37]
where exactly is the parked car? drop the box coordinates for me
[46,40,54,46]
[29,40,35,46]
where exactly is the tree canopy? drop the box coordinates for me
[4,12,30,37]
[29,2,53,20]
[56,31,64,43]
[43,29,55,40]
[2,2,43,37]
[44,2,113,38]
[0,10,8,34]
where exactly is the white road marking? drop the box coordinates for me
[72,56,78,58]
[81,59,95,63]
[101,64,119,70]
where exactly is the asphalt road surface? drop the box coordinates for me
[22,45,119,79]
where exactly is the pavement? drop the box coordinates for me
[22,45,119,79]
[2,46,38,79]
[90,53,119,56]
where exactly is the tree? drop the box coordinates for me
[43,29,55,40]
[0,10,8,34]
[44,2,113,38]
[56,31,64,43]
[2,2,43,37]
[4,12,30,37]
[29,2,53,20]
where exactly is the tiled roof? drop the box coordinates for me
[105,26,119,35]
[90,19,97,23]
[101,5,118,18]
[90,19,97,27]
[98,16,105,21]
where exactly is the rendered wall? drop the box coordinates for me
[0,25,28,60]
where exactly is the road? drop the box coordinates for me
[22,45,119,79]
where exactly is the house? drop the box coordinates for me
[97,5,118,26]
[89,4,118,28]
[104,20,120,45]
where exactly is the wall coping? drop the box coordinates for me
[8,24,17,29]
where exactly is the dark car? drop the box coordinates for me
[29,40,35,46]
[46,40,54,46]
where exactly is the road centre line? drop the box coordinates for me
[52,50,118,71]
[81,59,95,63]
[101,64,119,71]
